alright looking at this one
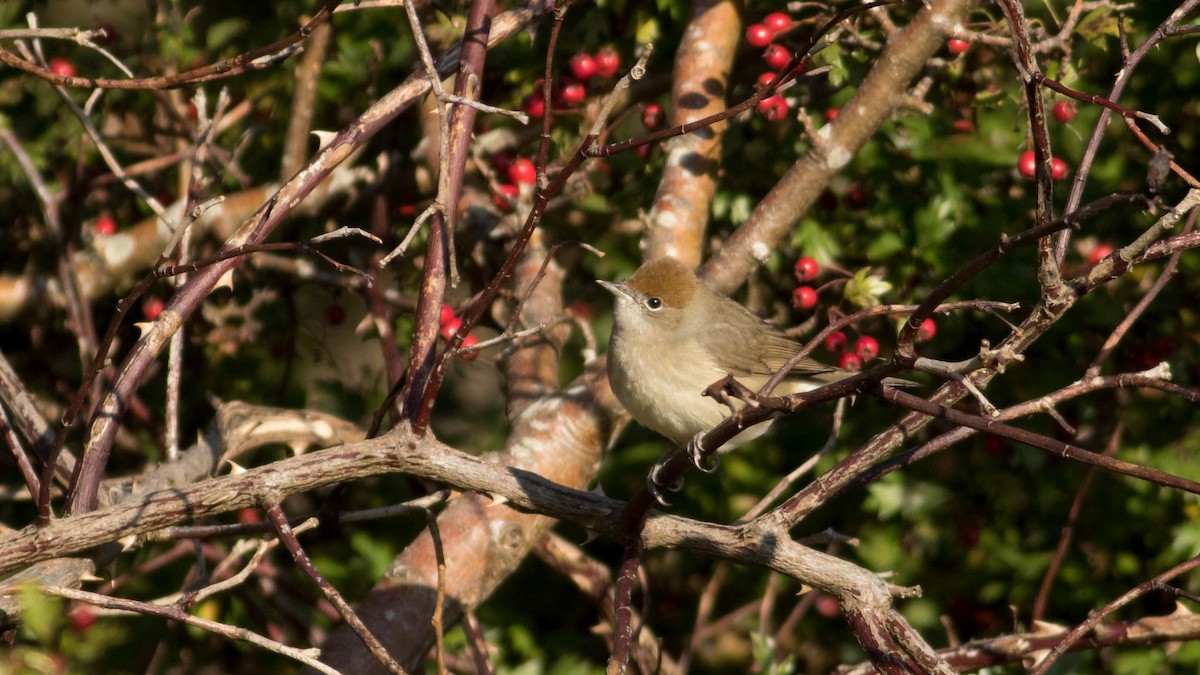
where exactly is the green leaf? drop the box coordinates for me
[1077,8,1123,43]
[914,193,957,251]
[866,230,905,261]
[207,18,249,51]
[791,218,842,264]
[635,15,660,44]
[19,584,62,641]
[843,267,892,308]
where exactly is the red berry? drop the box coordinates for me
[791,286,818,310]
[493,183,519,211]
[440,304,456,326]
[96,23,119,45]
[595,47,620,78]
[746,24,774,48]
[569,52,597,81]
[951,118,976,134]
[68,607,97,633]
[838,352,862,371]
[440,317,463,342]
[460,333,480,359]
[757,95,789,121]
[763,44,790,70]
[48,57,75,78]
[984,435,1009,457]
[93,215,117,235]
[1087,242,1115,265]
[793,256,819,282]
[523,93,545,118]
[142,297,165,321]
[855,335,879,361]
[1017,150,1037,178]
[642,103,665,129]
[1050,157,1069,181]
[490,151,514,175]
[947,38,970,54]
[558,81,586,106]
[824,107,840,122]
[324,303,345,326]
[845,184,867,209]
[957,522,981,549]
[757,72,778,89]
[916,317,937,342]
[825,331,848,353]
[568,299,594,320]
[1053,100,1077,123]
[236,507,261,524]
[763,12,792,34]
[508,158,536,186]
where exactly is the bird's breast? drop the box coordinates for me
[608,338,769,448]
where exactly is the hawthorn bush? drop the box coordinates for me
[0,0,1198,673]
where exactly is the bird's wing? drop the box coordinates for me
[701,298,844,382]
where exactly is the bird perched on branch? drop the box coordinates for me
[598,257,911,479]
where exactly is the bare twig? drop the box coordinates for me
[261,497,407,674]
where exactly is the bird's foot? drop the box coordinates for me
[646,459,683,506]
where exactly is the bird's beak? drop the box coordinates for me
[596,279,630,301]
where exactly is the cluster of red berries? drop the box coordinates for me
[1017,150,1069,181]
[790,256,821,310]
[942,37,1079,181]
[1016,101,1078,181]
[747,12,796,121]
[521,48,620,119]
[821,318,935,372]
[439,305,479,359]
[791,256,937,370]
[822,331,880,372]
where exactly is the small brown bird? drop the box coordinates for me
[599,257,907,470]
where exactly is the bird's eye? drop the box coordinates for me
[645,297,663,310]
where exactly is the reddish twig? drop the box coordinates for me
[877,387,1200,495]
[404,0,499,433]
[606,537,644,675]
[461,610,495,675]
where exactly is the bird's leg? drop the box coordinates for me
[686,431,720,473]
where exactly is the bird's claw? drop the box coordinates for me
[647,459,682,506]
[687,433,720,473]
